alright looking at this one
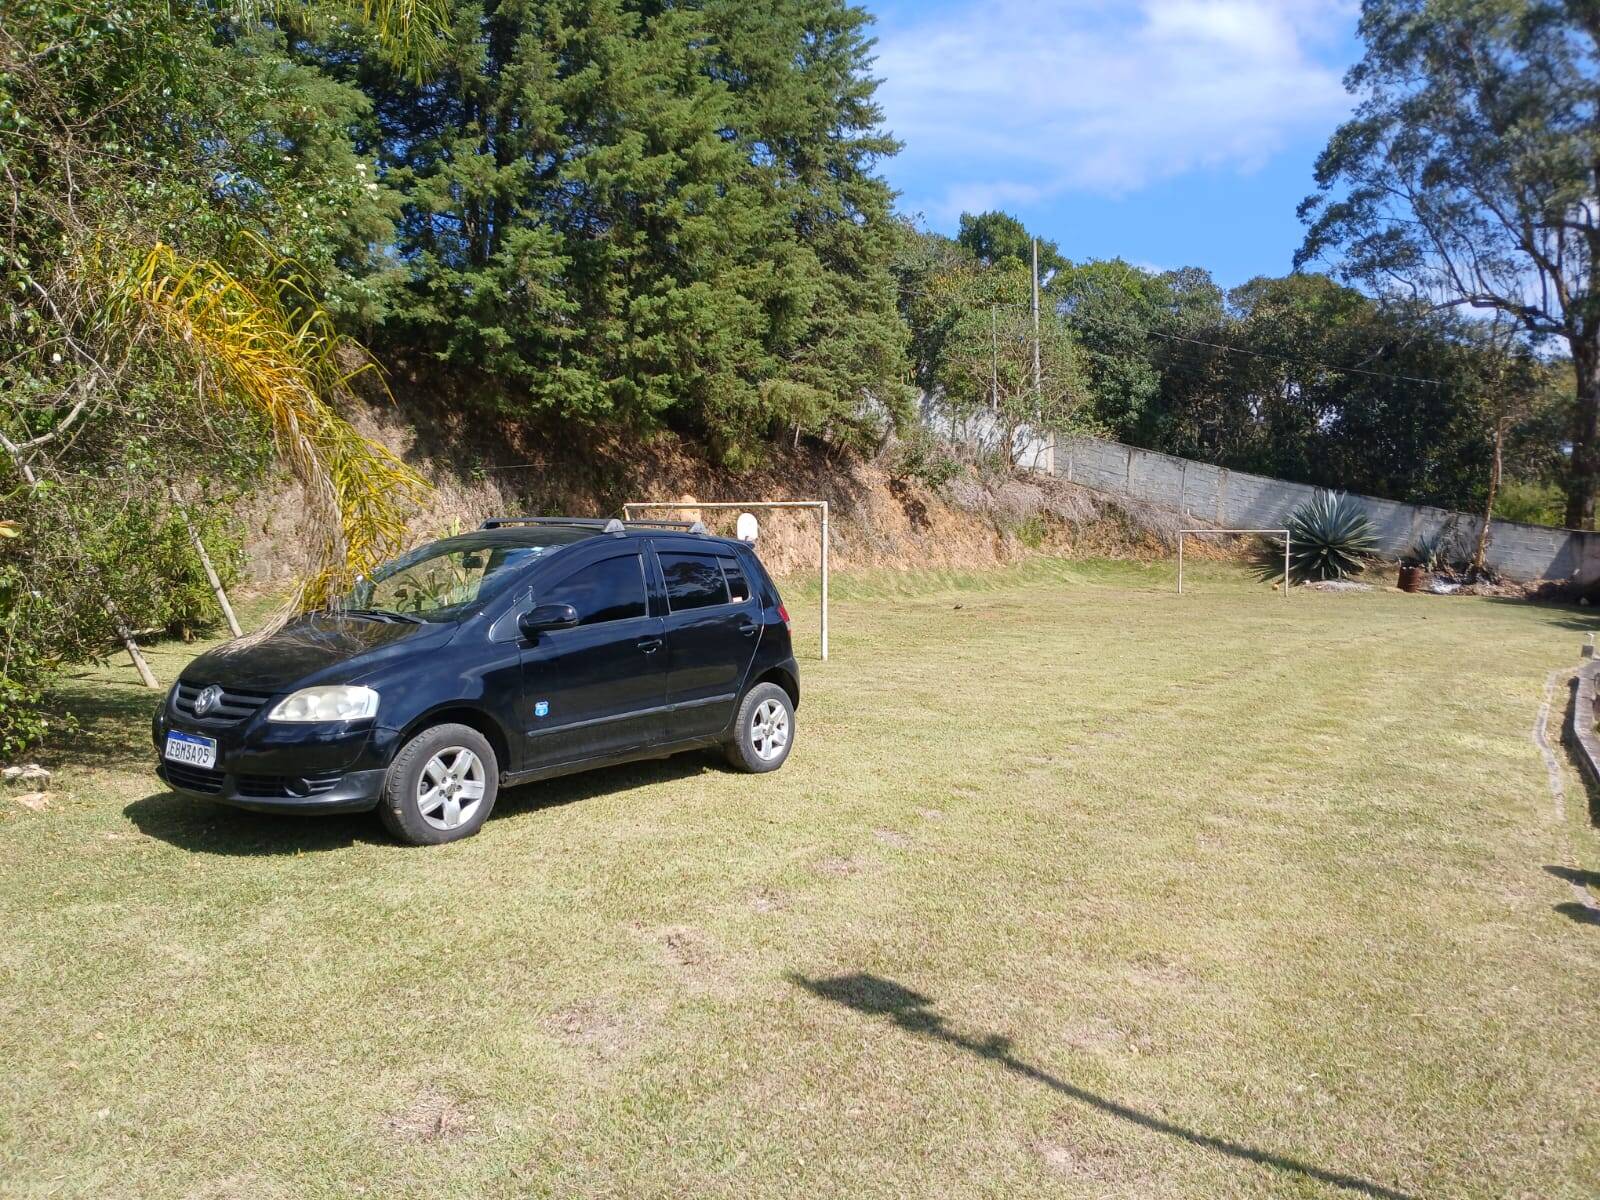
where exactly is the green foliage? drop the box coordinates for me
[1298,0,1600,527]
[956,211,1065,275]
[896,222,1092,463]
[1257,491,1379,583]
[0,0,435,750]
[1493,480,1566,528]
[1050,259,1546,517]
[1009,513,1049,550]
[1404,526,1470,572]
[887,427,961,490]
[327,0,912,459]
[0,484,245,755]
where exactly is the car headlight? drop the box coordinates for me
[267,685,379,722]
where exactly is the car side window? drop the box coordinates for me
[539,554,647,625]
[661,551,730,612]
[720,555,750,603]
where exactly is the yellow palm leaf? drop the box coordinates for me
[133,242,430,610]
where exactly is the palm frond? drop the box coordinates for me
[358,0,451,78]
[130,242,430,608]
[236,0,449,80]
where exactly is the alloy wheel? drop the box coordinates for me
[416,746,487,831]
[750,698,790,762]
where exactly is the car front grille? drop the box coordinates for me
[173,683,274,723]
[235,771,344,799]
[163,761,225,794]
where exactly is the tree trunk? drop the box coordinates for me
[1564,338,1600,529]
[169,485,242,637]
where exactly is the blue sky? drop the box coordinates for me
[866,0,1364,288]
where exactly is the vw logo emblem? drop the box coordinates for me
[193,684,223,717]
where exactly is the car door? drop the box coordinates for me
[654,542,761,740]
[518,548,667,767]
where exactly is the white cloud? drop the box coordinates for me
[873,0,1357,220]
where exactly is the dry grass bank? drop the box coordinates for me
[235,398,1237,590]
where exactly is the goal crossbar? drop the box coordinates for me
[1177,528,1290,598]
[621,500,830,659]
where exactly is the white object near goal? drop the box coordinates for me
[622,500,830,659]
[1177,528,1290,597]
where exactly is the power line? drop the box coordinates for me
[1123,323,1454,389]
[898,280,1461,389]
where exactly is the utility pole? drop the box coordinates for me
[1033,236,1050,473]
[1031,237,1042,406]
[989,304,999,411]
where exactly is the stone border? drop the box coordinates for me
[1562,658,1600,795]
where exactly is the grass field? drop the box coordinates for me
[4,560,1599,1198]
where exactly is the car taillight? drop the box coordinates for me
[777,603,790,628]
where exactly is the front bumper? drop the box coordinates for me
[153,702,400,815]
[154,762,387,813]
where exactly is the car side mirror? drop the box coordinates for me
[519,603,579,637]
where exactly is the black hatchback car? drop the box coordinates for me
[153,517,800,844]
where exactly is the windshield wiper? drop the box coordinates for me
[340,608,425,624]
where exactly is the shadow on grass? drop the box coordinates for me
[1545,864,1600,889]
[124,751,726,856]
[124,793,385,856]
[788,972,1415,1200]
[1554,901,1600,927]
[38,678,163,772]
[1478,596,1600,632]
[497,750,726,818]
[1546,864,1600,926]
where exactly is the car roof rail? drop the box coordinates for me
[479,516,626,534]
[480,515,709,536]
[622,518,708,535]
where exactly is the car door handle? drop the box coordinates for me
[636,637,663,654]
[737,621,759,638]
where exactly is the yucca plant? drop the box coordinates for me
[1256,490,1379,583]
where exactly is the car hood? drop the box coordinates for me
[181,614,459,692]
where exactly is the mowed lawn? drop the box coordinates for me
[4,560,1600,1198]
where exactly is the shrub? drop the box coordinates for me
[1404,526,1471,573]
[0,487,246,757]
[888,428,962,490]
[1257,490,1379,583]
[1493,480,1565,527]
[1010,513,1049,550]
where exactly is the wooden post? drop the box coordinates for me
[170,485,242,637]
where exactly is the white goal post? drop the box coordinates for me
[621,500,830,660]
[1177,528,1290,598]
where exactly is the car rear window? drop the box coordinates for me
[720,555,750,602]
[661,551,730,611]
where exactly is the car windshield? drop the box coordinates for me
[345,529,594,621]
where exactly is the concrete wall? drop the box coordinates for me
[920,395,1054,474]
[1053,436,1600,585]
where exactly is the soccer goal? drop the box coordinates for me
[621,500,831,659]
[1176,528,1290,597]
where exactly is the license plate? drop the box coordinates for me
[164,731,218,770]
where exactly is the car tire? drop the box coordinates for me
[724,682,795,774]
[379,723,500,846]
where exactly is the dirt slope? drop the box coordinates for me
[238,398,1233,586]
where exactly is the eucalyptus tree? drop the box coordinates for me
[1299,0,1600,527]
